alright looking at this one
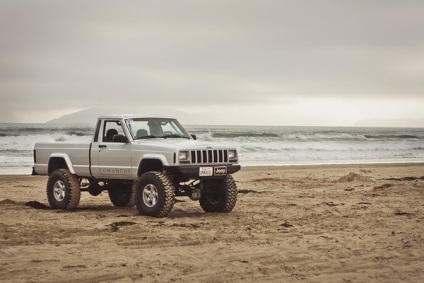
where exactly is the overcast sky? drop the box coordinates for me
[1,0,423,126]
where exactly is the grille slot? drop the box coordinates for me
[190,150,228,164]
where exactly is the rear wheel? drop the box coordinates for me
[199,175,237,213]
[108,183,135,207]
[135,171,175,217]
[46,169,81,210]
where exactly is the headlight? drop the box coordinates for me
[179,151,190,163]
[228,150,237,162]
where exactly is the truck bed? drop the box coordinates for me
[34,142,92,176]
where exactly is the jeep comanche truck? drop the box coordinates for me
[33,115,240,217]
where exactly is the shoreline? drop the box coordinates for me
[1,161,424,177]
[242,161,424,169]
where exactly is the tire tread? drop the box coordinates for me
[199,175,237,213]
[135,171,175,217]
[46,168,80,210]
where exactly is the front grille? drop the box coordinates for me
[190,150,228,164]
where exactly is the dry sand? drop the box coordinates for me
[0,163,423,282]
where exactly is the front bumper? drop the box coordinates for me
[175,164,241,179]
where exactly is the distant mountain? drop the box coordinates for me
[46,108,196,125]
[46,108,108,125]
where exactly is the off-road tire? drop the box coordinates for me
[135,171,175,217]
[46,169,81,210]
[199,175,237,213]
[108,182,135,207]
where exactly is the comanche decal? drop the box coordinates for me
[99,168,131,174]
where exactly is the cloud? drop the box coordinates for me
[0,0,423,125]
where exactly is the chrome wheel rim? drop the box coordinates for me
[142,184,158,207]
[53,180,66,202]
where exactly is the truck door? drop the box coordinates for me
[90,120,132,179]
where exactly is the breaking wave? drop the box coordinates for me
[364,134,421,140]
[1,123,423,173]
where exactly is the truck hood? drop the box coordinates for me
[133,138,236,151]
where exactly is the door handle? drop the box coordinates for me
[99,145,107,148]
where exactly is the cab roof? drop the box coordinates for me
[98,114,176,120]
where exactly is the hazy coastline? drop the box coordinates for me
[1,123,424,175]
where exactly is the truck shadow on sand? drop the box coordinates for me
[1,199,51,210]
[18,199,234,219]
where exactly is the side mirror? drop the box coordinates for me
[191,134,197,140]
[112,134,129,143]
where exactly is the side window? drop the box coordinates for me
[103,121,125,142]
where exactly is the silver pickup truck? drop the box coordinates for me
[33,115,241,217]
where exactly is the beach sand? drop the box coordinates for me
[1,163,423,282]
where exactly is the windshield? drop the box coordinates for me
[126,118,191,140]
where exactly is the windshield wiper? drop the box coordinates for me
[138,135,159,139]
[162,134,189,139]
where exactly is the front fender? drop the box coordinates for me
[137,153,174,177]
[140,154,171,166]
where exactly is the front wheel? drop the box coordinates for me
[199,175,237,213]
[135,171,175,217]
[46,169,81,210]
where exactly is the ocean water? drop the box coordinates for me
[1,123,423,175]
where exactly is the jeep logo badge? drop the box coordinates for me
[214,166,227,175]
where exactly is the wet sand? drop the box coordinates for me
[1,163,423,282]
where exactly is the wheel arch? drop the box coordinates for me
[137,155,169,177]
[48,153,75,175]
